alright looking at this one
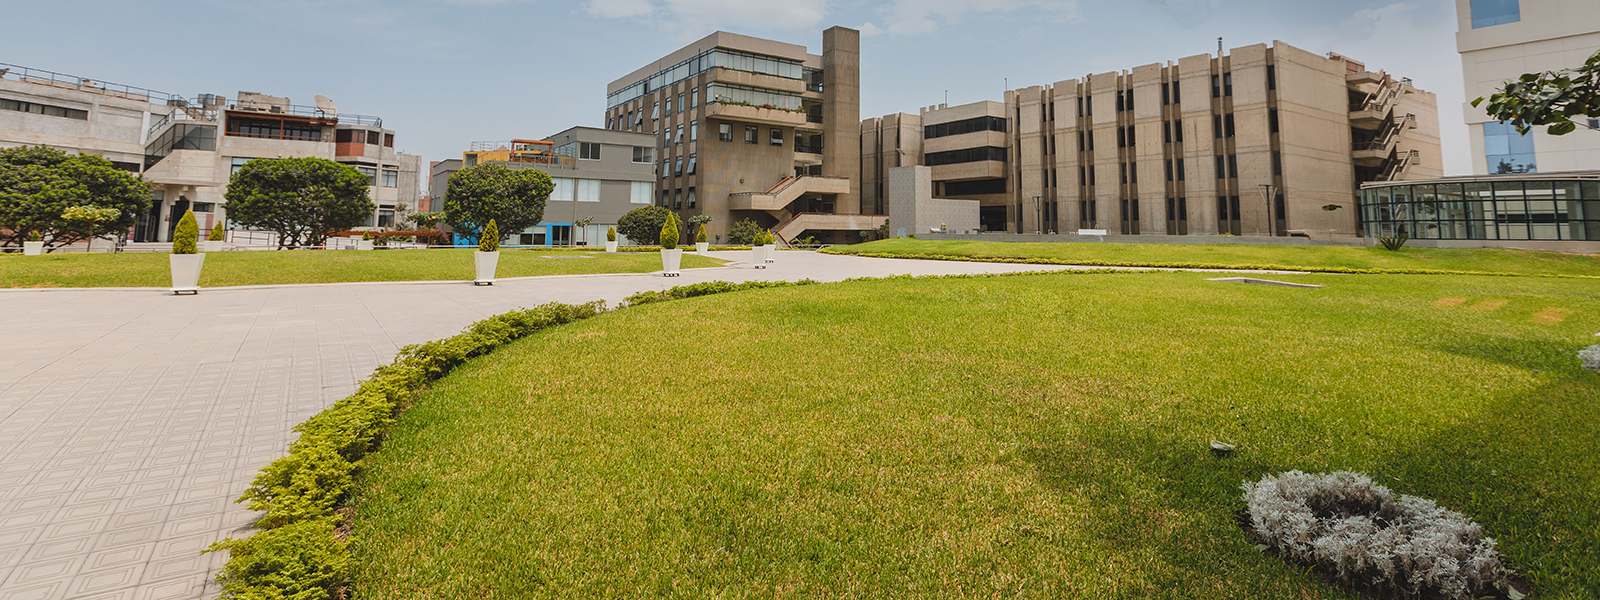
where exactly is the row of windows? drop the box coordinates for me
[926,146,1008,167]
[227,116,322,141]
[0,97,88,120]
[1360,179,1600,240]
[925,116,1008,140]
[554,141,604,161]
[661,154,698,178]
[943,178,1007,196]
[661,188,698,209]
[607,48,804,109]
[333,129,394,147]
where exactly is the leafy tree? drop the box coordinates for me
[224,157,374,249]
[406,211,444,229]
[62,205,122,250]
[659,213,679,249]
[726,218,763,246]
[1473,49,1600,135]
[0,146,149,251]
[616,206,680,246]
[479,220,499,252]
[574,216,594,246]
[444,164,551,244]
[172,210,199,254]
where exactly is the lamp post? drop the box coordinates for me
[1032,195,1043,235]
[1258,184,1277,237]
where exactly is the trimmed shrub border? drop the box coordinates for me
[205,268,1149,598]
[818,247,1600,280]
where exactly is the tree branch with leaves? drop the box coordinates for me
[1473,49,1600,136]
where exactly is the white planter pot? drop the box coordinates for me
[170,253,205,294]
[605,240,618,253]
[202,240,225,253]
[751,246,767,269]
[660,248,683,276]
[474,251,500,285]
[696,242,709,253]
[357,240,374,251]
[23,241,44,256]
[764,244,777,263]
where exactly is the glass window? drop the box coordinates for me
[687,154,696,175]
[690,121,698,143]
[357,166,377,186]
[770,128,783,146]
[677,93,684,114]
[192,202,215,213]
[1483,120,1536,173]
[577,179,600,202]
[551,177,575,201]
[745,126,757,144]
[377,210,395,228]
[674,156,683,176]
[633,146,652,163]
[719,123,732,142]
[579,142,601,160]
[381,170,398,187]
[230,157,254,175]
[1471,0,1519,28]
[675,125,684,145]
[631,181,652,204]
[687,188,697,209]
[690,88,698,109]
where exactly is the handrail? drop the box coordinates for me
[0,61,179,104]
[1352,114,1414,152]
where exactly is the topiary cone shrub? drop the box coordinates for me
[209,222,226,242]
[479,220,499,252]
[607,226,616,242]
[1242,471,1520,599]
[172,210,199,254]
[659,215,678,250]
[696,225,707,243]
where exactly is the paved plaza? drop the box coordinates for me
[0,251,1101,600]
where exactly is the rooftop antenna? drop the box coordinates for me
[945,90,948,105]
[313,94,339,116]
[1218,37,1223,56]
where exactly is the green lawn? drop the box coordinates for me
[823,238,1600,277]
[350,271,1599,599]
[0,249,724,288]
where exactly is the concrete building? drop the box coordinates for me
[1457,0,1600,174]
[0,62,420,243]
[432,127,658,246]
[863,41,1442,238]
[602,28,881,245]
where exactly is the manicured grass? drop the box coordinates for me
[822,238,1600,277]
[0,249,724,288]
[350,272,1599,598]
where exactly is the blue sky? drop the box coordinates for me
[2,0,1472,176]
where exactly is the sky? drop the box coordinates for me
[1,0,1474,178]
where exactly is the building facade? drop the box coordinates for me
[434,127,658,246]
[1359,172,1600,251]
[0,62,419,243]
[1457,0,1600,175]
[864,41,1442,238]
[601,28,880,244]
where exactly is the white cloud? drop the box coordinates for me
[876,0,1080,36]
[858,22,884,36]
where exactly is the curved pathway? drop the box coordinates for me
[0,251,1103,600]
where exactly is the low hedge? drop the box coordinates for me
[818,247,1600,280]
[624,279,820,306]
[618,245,752,252]
[208,301,605,599]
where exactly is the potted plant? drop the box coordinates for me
[659,215,681,277]
[23,230,43,256]
[751,231,767,269]
[605,226,618,253]
[358,231,375,251]
[763,230,777,263]
[695,224,709,253]
[169,210,204,295]
[475,220,500,286]
[204,222,226,252]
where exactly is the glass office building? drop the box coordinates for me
[1359,173,1600,241]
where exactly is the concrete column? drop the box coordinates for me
[822,26,862,214]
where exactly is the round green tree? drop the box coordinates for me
[616,206,680,246]
[444,164,551,247]
[224,157,374,248]
[726,218,763,246]
[0,145,149,251]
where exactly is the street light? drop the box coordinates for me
[1032,195,1043,235]
[1258,184,1277,237]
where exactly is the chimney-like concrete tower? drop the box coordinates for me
[822,26,862,214]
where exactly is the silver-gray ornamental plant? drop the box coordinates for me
[1581,342,1600,373]
[1242,471,1517,600]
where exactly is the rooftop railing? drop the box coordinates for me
[0,61,179,104]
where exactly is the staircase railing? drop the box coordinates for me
[1380,149,1419,181]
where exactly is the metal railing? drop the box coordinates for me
[0,61,178,104]
[147,100,221,139]
[794,142,823,154]
[1352,114,1415,152]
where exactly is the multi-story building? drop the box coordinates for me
[863,41,1442,238]
[601,28,882,244]
[859,111,923,218]
[1457,0,1600,174]
[433,127,657,246]
[0,62,419,243]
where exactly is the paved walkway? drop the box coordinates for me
[0,251,1120,600]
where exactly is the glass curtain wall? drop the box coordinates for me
[1360,179,1600,240]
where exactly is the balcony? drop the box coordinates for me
[705,102,807,127]
[706,67,806,94]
